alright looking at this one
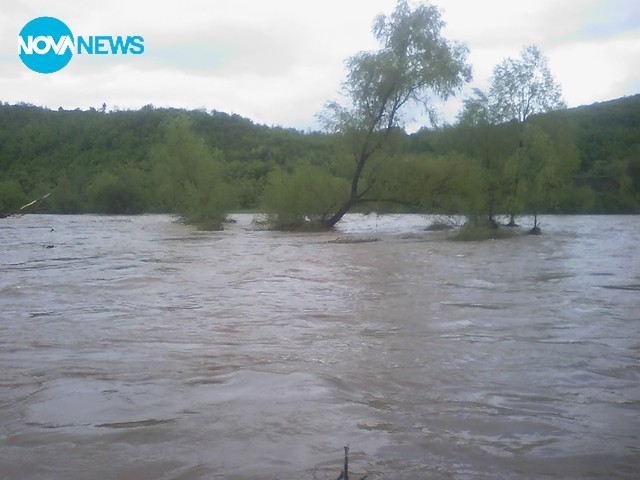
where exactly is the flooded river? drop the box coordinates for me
[1,214,639,479]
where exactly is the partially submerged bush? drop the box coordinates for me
[450,216,518,241]
[425,222,455,231]
[180,180,236,231]
[425,215,462,231]
[152,115,238,231]
[182,213,228,231]
[261,165,349,230]
[451,224,517,241]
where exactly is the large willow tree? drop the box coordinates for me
[319,0,471,228]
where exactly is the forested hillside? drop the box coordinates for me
[1,94,639,224]
[0,104,341,218]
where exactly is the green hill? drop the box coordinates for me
[1,95,638,218]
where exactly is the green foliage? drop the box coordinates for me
[0,92,638,223]
[364,151,488,217]
[0,103,339,219]
[0,180,27,214]
[318,0,471,228]
[452,44,570,223]
[152,115,236,230]
[88,168,150,214]
[459,45,565,126]
[490,45,565,123]
[261,165,349,229]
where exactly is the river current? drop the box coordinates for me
[1,214,639,479]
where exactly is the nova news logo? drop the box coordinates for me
[18,16,144,74]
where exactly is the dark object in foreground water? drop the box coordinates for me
[336,446,367,480]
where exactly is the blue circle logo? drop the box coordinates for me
[18,17,74,74]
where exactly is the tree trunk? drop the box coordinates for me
[323,198,356,229]
[344,445,349,480]
[529,209,542,235]
[322,152,369,229]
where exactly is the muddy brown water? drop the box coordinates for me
[1,214,639,479]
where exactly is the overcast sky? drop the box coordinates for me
[2,0,639,131]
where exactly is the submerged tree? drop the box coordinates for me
[261,165,349,229]
[316,0,471,228]
[457,44,567,227]
[152,115,236,230]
